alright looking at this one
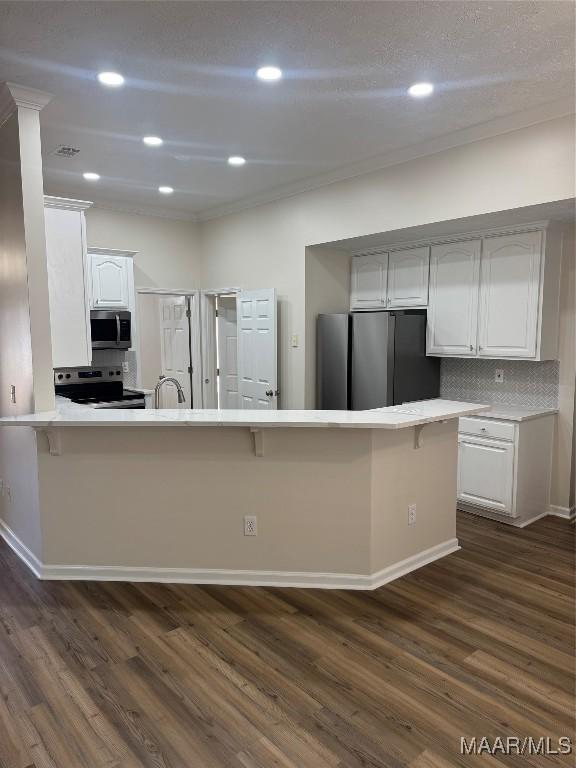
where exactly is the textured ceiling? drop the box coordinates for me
[0,1,574,220]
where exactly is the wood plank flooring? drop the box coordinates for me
[0,512,573,768]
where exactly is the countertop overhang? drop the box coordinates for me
[0,399,489,430]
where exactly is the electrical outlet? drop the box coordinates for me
[122,361,130,373]
[243,515,258,536]
[408,504,417,526]
[494,369,504,384]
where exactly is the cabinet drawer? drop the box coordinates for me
[459,417,515,442]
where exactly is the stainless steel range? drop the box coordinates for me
[54,367,146,409]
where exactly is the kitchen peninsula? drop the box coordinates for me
[0,400,487,589]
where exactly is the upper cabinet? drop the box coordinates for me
[427,240,481,356]
[89,251,132,309]
[427,226,562,361]
[478,232,542,359]
[350,247,429,310]
[350,252,388,309]
[387,247,429,308]
[44,196,93,369]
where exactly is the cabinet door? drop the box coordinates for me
[457,435,515,515]
[478,231,542,359]
[350,253,388,310]
[387,247,429,308]
[427,240,481,356]
[45,206,91,368]
[90,255,130,309]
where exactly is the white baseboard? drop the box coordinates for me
[0,519,43,578]
[547,504,576,521]
[0,519,459,590]
[458,502,574,528]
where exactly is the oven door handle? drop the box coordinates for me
[115,313,121,346]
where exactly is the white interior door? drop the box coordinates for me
[217,296,238,409]
[237,289,277,409]
[158,296,192,408]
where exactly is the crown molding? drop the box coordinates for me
[196,100,575,224]
[0,81,53,126]
[44,195,93,212]
[88,200,197,223]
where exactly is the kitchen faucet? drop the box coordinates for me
[154,376,186,409]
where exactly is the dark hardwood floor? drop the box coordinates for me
[0,512,573,768]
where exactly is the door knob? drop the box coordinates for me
[265,389,274,397]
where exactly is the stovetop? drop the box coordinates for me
[54,367,146,409]
[70,389,144,405]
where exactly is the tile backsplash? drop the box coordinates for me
[440,358,559,409]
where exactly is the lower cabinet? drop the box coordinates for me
[457,414,555,525]
[458,434,514,515]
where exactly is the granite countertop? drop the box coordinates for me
[463,405,558,423]
[0,399,488,430]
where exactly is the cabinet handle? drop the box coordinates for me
[469,345,473,351]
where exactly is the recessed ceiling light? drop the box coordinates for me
[97,71,125,87]
[256,66,282,82]
[407,82,434,98]
[158,186,174,195]
[82,172,100,181]
[228,155,246,167]
[143,136,163,147]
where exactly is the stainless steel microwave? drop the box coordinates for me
[90,310,132,350]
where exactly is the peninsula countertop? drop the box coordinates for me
[0,398,489,430]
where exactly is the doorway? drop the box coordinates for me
[136,287,277,410]
[136,289,202,409]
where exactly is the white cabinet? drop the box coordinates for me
[350,252,388,309]
[478,231,542,358]
[457,413,555,526]
[387,247,429,308]
[90,252,132,310]
[427,225,562,361]
[458,434,514,515]
[350,247,429,310]
[44,196,92,368]
[427,240,481,356]
[88,249,137,352]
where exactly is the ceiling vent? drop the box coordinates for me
[51,145,81,158]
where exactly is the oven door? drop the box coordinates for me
[90,311,131,349]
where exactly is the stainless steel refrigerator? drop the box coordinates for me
[316,310,440,410]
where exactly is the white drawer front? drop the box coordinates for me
[459,417,516,442]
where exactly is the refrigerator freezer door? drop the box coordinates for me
[317,314,350,409]
[351,312,394,410]
[393,312,440,404]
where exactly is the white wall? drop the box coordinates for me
[304,245,351,407]
[85,207,201,290]
[199,115,575,410]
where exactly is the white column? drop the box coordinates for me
[0,81,54,413]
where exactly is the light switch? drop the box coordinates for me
[290,334,299,348]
